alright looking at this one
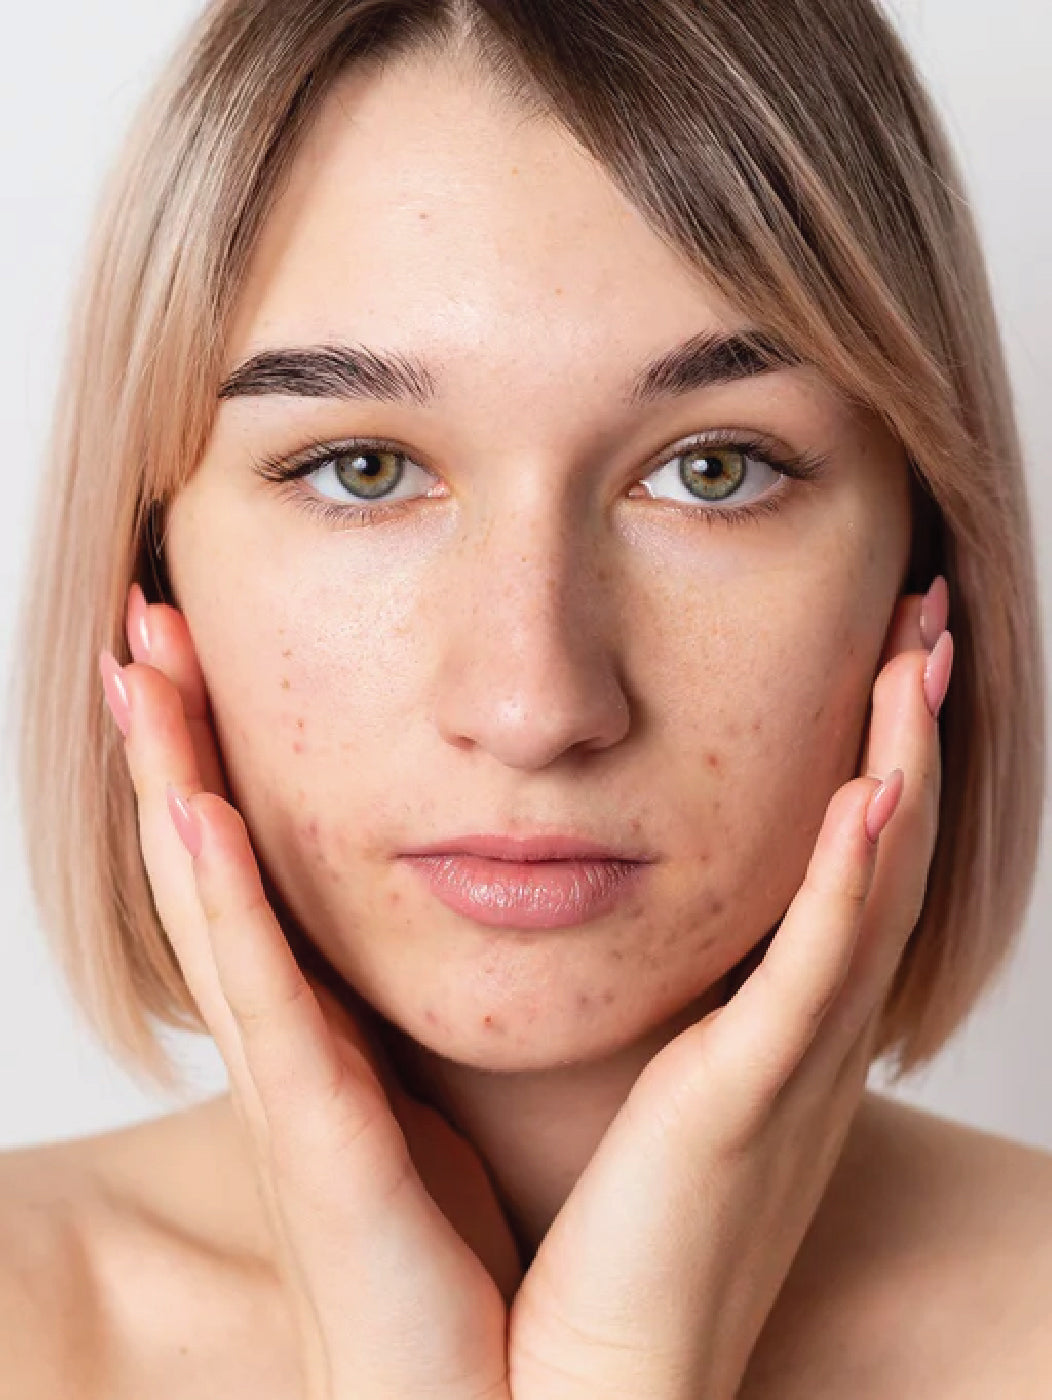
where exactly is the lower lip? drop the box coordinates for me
[401,854,647,929]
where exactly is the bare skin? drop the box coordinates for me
[4,38,1052,1399]
[2,1088,1052,1397]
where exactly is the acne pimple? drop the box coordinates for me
[292,741,304,754]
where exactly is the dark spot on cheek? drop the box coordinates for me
[708,895,725,917]
[576,991,592,1011]
[388,889,402,908]
[602,988,616,1005]
[751,720,761,734]
[307,819,319,842]
[281,677,291,691]
[296,717,305,731]
[482,1013,507,1034]
[706,752,720,770]
[282,648,292,659]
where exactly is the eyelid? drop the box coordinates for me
[250,427,830,487]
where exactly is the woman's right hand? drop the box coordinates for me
[98,583,518,1400]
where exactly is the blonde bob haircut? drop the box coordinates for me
[13,0,1045,1093]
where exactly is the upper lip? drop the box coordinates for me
[401,834,654,862]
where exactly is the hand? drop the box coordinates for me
[505,583,952,1400]
[100,583,521,1400]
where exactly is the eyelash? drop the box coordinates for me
[249,429,831,530]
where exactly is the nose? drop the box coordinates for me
[430,501,631,770]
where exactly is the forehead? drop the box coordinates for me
[223,45,750,384]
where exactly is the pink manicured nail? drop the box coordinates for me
[99,649,131,735]
[923,629,954,719]
[865,768,904,844]
[127,581,152,660]
[167,784,202,858]
[919,575,949,651]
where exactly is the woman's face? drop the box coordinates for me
[165,46,912,1071]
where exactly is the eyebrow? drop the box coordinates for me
[217,328,802,408]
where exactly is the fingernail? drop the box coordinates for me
[919,574,949,651]
[865,767,904,844]
[127,582,152,660]
[923,629,954,719]
[167,784,202,858]
[99,649,131,736]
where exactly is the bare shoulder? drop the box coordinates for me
[0,1137,107,1398]
[744,1090,1052,1399]
[0,1100,297,1399]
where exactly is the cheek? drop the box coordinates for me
[184,553,428,837]
[648,563,889,935]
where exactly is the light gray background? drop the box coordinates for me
[2,1,1049,1152]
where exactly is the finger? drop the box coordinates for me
[831,640,947,1031]
[104,650,255,1102]
[172,789,409,1189]
[692,770,900,1133]
[127,582,227,797]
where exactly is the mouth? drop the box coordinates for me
[399,833,654,930]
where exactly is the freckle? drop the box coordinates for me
[296,717,305,731]
[282,648,292,659]
[712,799,722,814]
[610,947,625,962]
[706,752,719,770]
[388,889,402,907]
[708,895,725,917]
[281,677,291,690]
[307,819,319,840]
[576,991,592,1010]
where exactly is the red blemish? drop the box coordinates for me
[706,752,720,770]
[292,741,304,754]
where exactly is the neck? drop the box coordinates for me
[374,979,731,1263]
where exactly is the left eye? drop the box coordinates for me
[638,444,781,509]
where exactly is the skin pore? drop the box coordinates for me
[163,42,912,1263]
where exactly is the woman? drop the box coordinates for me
[4,0,1051,1394]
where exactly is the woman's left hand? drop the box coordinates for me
[506,586,952,1400]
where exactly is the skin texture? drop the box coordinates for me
[164,43,912,1257]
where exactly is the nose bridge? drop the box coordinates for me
[431,487,630,767]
